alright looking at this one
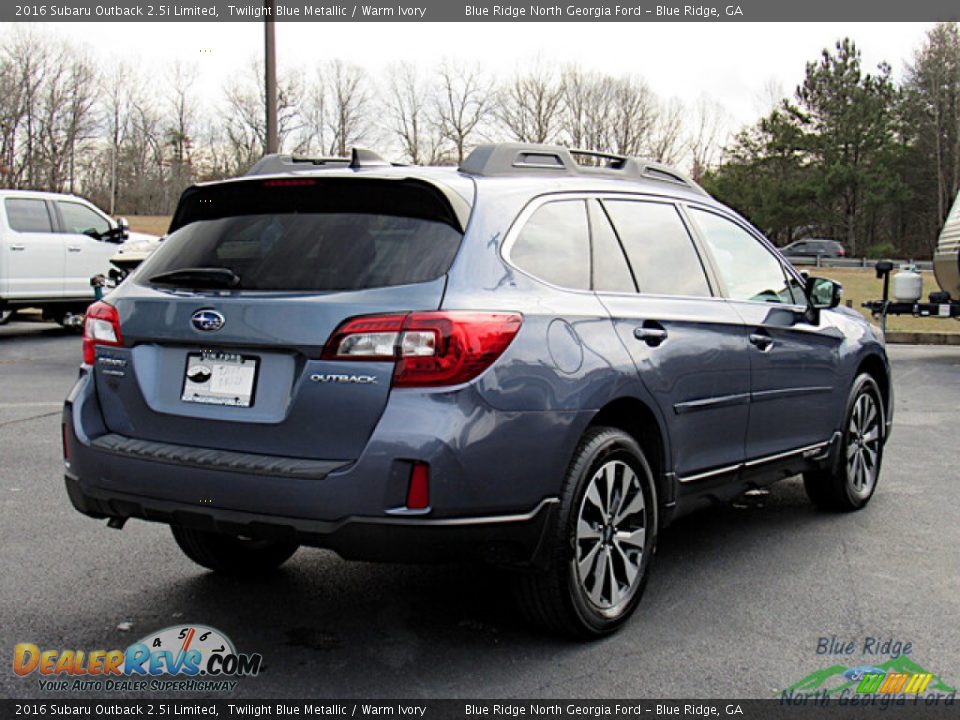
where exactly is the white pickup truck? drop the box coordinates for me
[0,190,158,326]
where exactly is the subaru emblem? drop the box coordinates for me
[191,309,225,332]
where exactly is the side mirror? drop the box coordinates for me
[806,276,843,309]
[115,217,130,241]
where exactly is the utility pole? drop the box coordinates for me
[264,0,279,154]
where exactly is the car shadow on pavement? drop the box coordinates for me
[125,479,825,654]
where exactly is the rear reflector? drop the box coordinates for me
[406,463,430,510]
[323,311,522,387]
[62,424,70,464]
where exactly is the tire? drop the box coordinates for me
[171,525,298,575]
[803,374,885,512]
[515,426,657,639]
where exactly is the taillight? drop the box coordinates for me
[82,301,123,365]
[323,311,522,387]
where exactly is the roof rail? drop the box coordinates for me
[245,148,393,176]
[459,143,707,195]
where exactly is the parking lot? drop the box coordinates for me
[1,318,958,699]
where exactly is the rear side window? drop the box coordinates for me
[510,200,590,290]
[57,201,111,237]
[137,179,463,292]
[603,200,711,297]
[4,198,53,233]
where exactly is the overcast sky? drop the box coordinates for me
[44,21,934,132]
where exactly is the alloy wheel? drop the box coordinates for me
[574,459,647,613]
[846,392,881,498]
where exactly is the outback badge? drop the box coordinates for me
[310,373,378,385]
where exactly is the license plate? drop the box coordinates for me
[181,351,259,408]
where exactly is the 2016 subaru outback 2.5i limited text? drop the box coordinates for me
[63,144,893,638]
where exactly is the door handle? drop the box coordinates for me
[67,246,82,252]
[749,331,774,351]
[10,244,25,251]
[634,323,668,347]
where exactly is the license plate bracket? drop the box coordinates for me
[181,351,259,408]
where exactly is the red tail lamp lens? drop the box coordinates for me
[82,301,122,365]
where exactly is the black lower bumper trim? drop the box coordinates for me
[65,474,559,568]
[90,433,348,480]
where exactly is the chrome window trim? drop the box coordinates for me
[501,190,722,301]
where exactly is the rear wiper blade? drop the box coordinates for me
[149,267,241,288]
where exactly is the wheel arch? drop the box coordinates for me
[856,353,891,429]
[587,396,673,517]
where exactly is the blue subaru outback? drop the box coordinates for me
[64,144,892,637]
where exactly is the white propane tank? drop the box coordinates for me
[892,264,924,303]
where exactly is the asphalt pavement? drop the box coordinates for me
[1,318,958,699]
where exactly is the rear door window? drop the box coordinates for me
[510,200,591,290]
[5,198,53,233]
[602,200,711,297]
[136,179,464,292]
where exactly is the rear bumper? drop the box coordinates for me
[64,472,558,566]
[63,367,583,566]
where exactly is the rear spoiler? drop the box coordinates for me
[169,173,472,235]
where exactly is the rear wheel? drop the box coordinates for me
[804,374,884,512]
[515,427,657,639]
[171,526,298,575]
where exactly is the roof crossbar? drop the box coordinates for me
[459,143,707,195]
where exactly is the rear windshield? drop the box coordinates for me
[136,179,464,291]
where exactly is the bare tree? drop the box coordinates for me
[316,59,374,157]
[127,98,167,213]
[32,41,98,193]
[0,32,97,191]
[559,66,612,152]
[384,62,444,164]
[755,77,787,116]
[100,60,136,213]
[435,60,492,163]
[165,62,197,167]
[0,37,30,186]
[687,96,731,182]
[1,31,46,187]
[606,75,657,157]
[647,97,686,164]
[223,59,304,172]
[497,62,564,144]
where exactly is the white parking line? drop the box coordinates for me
[0,402,63,408]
